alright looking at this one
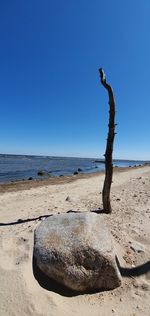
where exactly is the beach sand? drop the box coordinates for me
[0,166,150,316]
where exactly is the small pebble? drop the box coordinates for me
[66,196,71,202]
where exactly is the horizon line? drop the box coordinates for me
[0,152,149,162]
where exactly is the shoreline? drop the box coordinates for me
[0,164,148,193]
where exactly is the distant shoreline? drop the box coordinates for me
[0,153,149,162]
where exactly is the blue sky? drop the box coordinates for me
[0,0,150,160]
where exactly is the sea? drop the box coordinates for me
[0,154,148,183]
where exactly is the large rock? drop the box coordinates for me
[34,212,121,292]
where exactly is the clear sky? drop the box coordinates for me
[0,1,150,160]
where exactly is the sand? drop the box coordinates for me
[0,166,150,316]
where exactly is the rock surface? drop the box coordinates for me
[34,212,121,292]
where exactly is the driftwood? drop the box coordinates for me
[99,68,116,213]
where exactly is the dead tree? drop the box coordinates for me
[99,68,116,213]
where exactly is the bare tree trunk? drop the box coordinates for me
[99,68,116,214]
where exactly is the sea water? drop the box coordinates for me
[0,154,148,183]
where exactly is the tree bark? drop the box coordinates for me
[99,68,116,214]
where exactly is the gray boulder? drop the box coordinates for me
[34,212,121,292]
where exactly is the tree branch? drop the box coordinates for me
[99,68,116,213]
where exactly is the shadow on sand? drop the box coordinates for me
[32,254,150,297]
[116,256,150,277]
[0,210,83,227]
[90,208,106,214]
[0,214,53,226]
[0,209,109,227]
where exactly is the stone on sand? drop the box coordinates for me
[34,212,121,292]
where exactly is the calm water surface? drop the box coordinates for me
[0,154,148,183]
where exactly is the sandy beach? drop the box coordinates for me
[0,166,150,316]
